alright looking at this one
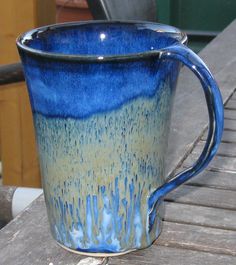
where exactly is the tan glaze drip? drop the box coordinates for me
[34,79,173,255]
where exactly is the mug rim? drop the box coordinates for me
[16,20,188,62]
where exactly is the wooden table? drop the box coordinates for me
[1,20,236,265]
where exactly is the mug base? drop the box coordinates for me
[57,241,137,257]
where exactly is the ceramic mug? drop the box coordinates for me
[17,21,224,256]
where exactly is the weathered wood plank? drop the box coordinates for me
[0,196,84,265]
[216,140,236,156]
[225,100,236,110]
[0,186,16,222]
[164,202,236,230]
[0,221,6,230]
[224,109,236,120]
[165,22,236,174]
[192,141,236,157]
[0,196,236,265]
[231,92,236,100]
[224,118,236,130]
[221,130,236,143]
[202,129,236,143]
[166,185,236,210]
[166,58,236,174]
[112,246,236,265]
[199,20,236,77]
[157,222,236,256]
[185,168,236,190]
[184,152,236,172]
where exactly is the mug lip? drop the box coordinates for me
[16,20,188,63]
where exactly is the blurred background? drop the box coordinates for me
[0,0,236,226]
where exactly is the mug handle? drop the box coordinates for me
[148,44,224,231]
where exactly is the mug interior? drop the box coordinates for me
[18,21,186,57]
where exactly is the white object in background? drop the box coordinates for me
[77,257,108,265]
[12,187,43,218]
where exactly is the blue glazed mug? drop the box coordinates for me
[17,21,224,256]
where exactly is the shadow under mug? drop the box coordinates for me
[17,21,224,257]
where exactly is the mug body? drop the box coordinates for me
[17,22,184,256]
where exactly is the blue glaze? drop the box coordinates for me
[134,183,142,247]
[27,23,179,56]
[86,195,93,241]
[18,22,181,119]
[21,58,168,119]
[125,181,134,244]
[92,195,99,226]
[17,21,224,255]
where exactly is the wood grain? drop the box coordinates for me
[231,92,236,100]
[225,100,236,110]
[224,118,236,130]
[157,222,236,256]
[224,109,236,120]
[165,30,236,174]
[0,0,55,64]
[192,140,236,158]
[1,196,236,265]
[111,246,236,265]
[184,152,236,172]
[36,0,56,27]
[166,185,236,210]
[164,202,236,230]
[0,186,16,222]
[186,168,236,190]
[221,130,236,143]
[202,128,236,143]
[0,83,41,187]
[0,0,34,64]
[0,63,24,85]
[0,0,55,187]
